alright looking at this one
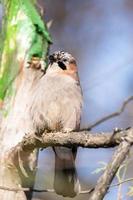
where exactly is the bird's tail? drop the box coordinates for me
[53,147,80,197]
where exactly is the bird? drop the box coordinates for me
[29,51,83,197]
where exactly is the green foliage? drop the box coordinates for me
[92,161,107,174]
[116,163,127,183]
[20,0,52,59]
[127,185,133,196]
[0,0,51,106]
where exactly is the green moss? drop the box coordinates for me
[0,0,52,103]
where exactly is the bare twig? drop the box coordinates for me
[87,96,133,130]
[72,177,133,195]
[110,177,133,188]
[89,130,133,200]
[0,177,132,194]
[0,186,94,194]
[0,186,54,193]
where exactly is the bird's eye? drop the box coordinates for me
[49,55,56,63]
[62,58,67,62]
[58,61,67,70]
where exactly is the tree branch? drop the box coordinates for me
[0,175,132,194]
[10,129,129,154]
[87,95,133,130]
[0,185,94,194]
[89,130,133,200]
[2,128,133,200]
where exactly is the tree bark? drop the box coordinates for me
[14,129,128,149]
[0,1,51,200]
[0,128,132,200]
[89,136,132,200]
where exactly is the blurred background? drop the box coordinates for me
[34,0,133,200]
[1,0,133,199]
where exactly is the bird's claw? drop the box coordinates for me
[63,128,73,133]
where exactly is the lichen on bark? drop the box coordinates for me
[0,1,51,200]
[0,0,51,112]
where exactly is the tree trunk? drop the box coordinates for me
[0,0,51,199]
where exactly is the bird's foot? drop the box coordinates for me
[63,128,73,133]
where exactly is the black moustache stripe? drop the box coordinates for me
[58,61,67,70]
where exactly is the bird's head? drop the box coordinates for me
[47,51,79,81]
